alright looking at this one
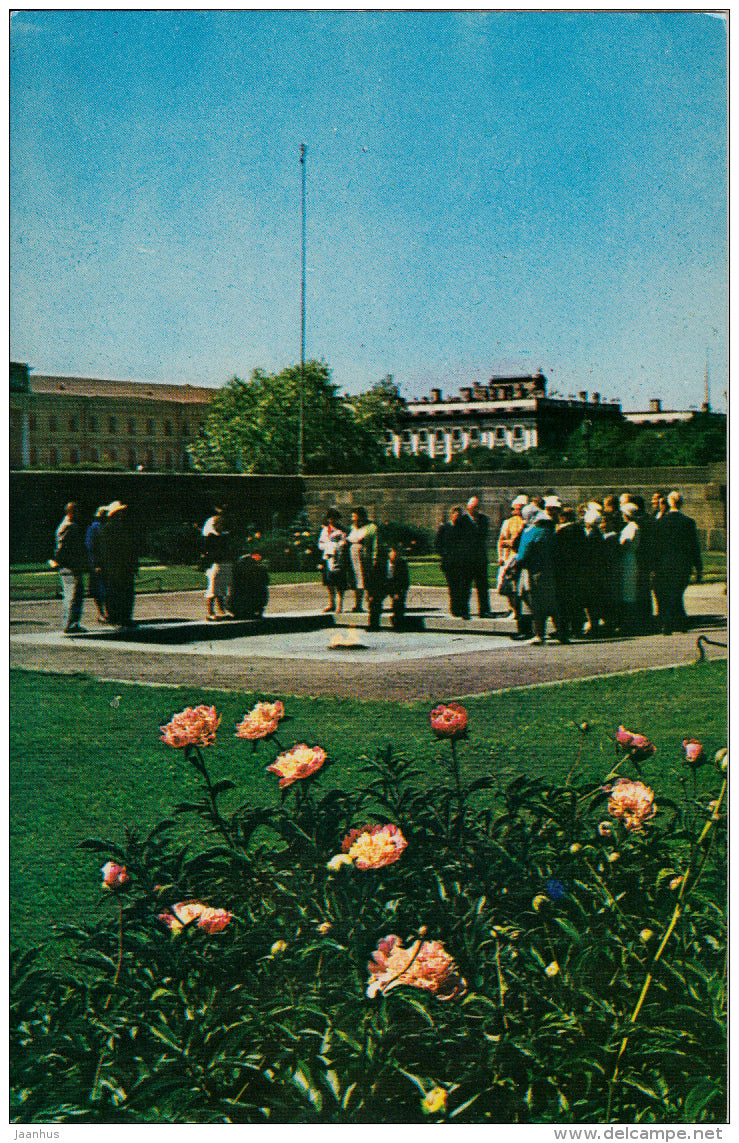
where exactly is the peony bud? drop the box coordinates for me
[669,876,683,891]
[598,822,613,838]
[422,1087,448,1116]
[569,843,582,854]
[640,929,654,943]
[545,961,560,978]
[326,853,353,873]
[715,748,728,771]
[270,940,288,957]
[532,894,549,912]
[579,721,590,733]
[608,852,620,863]
[317,921,332,936]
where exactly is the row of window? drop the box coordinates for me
[389,425,527,444]
[28,414,199,436]
[28,446,190,469]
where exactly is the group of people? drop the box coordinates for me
[489,488,703,644]
[51,487,703,644]
[318,506,410,631]
[50,499,139,633]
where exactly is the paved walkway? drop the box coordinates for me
[9,582,727,702]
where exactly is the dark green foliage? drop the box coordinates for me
[187,363,385,475]
[11,708,726,1124]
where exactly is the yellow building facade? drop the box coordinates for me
[10,364,212,471]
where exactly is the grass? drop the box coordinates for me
[10,549,726,600]
[10,661,727,954]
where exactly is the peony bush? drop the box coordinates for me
[11,703,726,1124]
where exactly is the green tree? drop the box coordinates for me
[348,375,406,434]
[187,361,384,474]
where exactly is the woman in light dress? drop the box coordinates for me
[317,508,348,613]
[346,506,378,613]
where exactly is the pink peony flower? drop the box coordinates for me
[339,823,408,870]
[615,726,656,761]
[160,705,221,749]
[430,702,468,740]
[158,900,232,935]
[101,861,130,891]
[235,701,285,741]
[266,744,327,788]
[366,934,466,1001]
[683,738,706,766]
[607,777,657,832]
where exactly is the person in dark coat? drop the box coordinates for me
[99,501,139,628]
[551,506,587,643]
[632,495,656,633]
[598,511,622,636]
[514,509,558,644]
[653,491,702,634]
[435,506,475,619]
[85,505,108,622]
[464,496,492,617]
[384,544,411,629]
[582,507,606,636]
[49,501,89,633]
[229,554,269,619]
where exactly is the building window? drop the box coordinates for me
[69,448,79,466]
[68,415,78,431]
[513,425,524,441]
[49,447,59,466]
[418,429,428,442]
[495,426,506,443]
[435,428,445,441]
[49,415,58,432]
[146,418,154,435]
[127,418,136,435]
[29,414,37,432]
[384,430,394,442]
[402,430,412,443]
[108,416,117,434]
[89,416,98,432]
[452,428,462,441]
[469,427,479,442]
[164,420,173,436]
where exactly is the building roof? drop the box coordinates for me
[29,374,215,405]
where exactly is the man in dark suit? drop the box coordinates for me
[464,496,492,617]
[435,506,475,619]
[653,491,702,634]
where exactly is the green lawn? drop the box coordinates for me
[10,662,726,954]
[10,550,726,600]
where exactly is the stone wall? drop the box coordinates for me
[11,464,726,563]
[302,466,727,551]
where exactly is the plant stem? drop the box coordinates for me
[605,777,727,1120]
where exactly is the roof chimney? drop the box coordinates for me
[579,391,588,402]
[649,398,662,413]
[460,387,473,401]
[592,392,600,404]
[430,388,442,403]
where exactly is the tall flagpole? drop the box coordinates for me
[298,143,307,475]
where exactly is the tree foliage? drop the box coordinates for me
[187,362,384,475]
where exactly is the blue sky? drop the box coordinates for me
[10,9,727,411]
